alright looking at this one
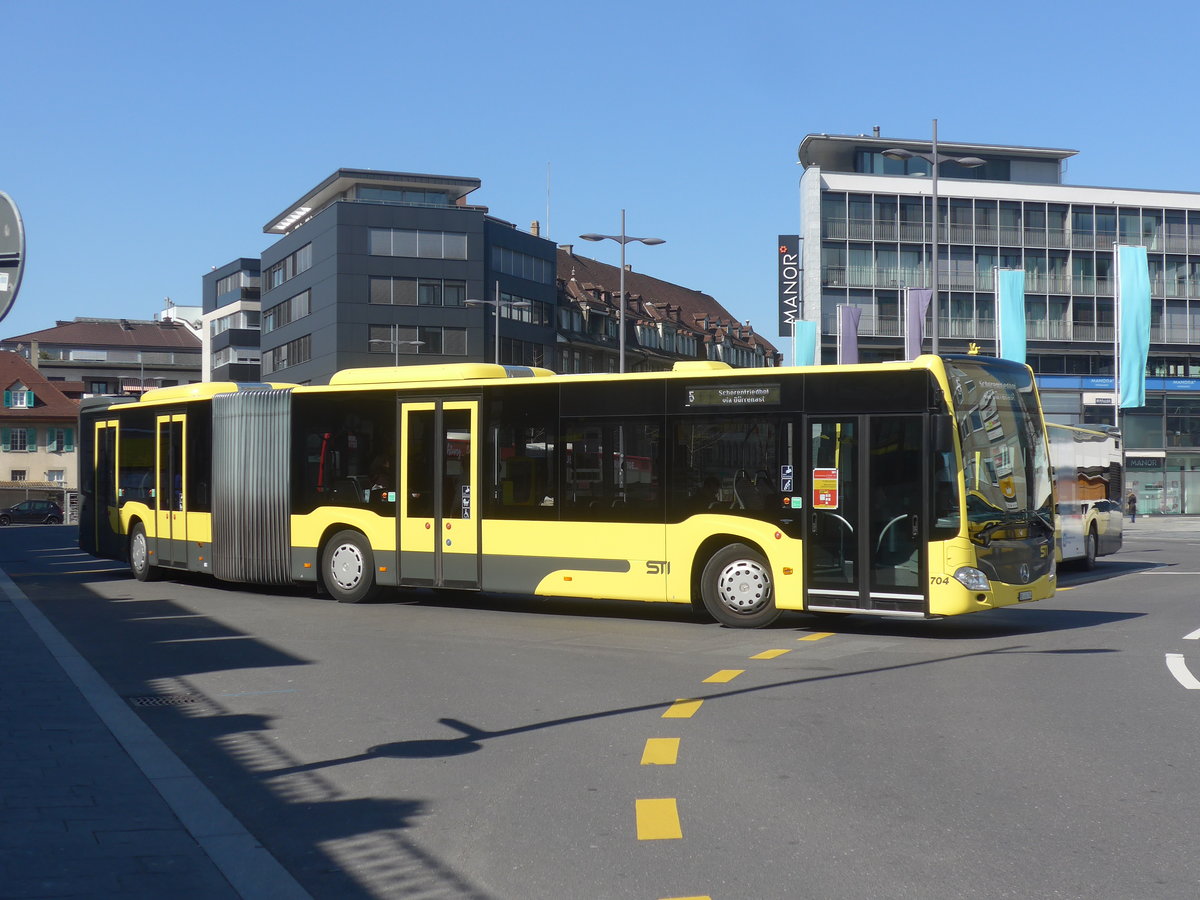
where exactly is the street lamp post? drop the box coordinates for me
[580,210,665,373]
[368,324,423,364]
[882,120,985,355]
[466,281,530,364]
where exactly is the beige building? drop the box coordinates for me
[0,351,81,504]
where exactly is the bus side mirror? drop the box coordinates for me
[933,415,956,455]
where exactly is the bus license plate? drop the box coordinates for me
[1018,590,1033,602]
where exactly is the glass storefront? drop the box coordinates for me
[1125,454,1200,515]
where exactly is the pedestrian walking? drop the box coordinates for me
[1127,490,1138,523]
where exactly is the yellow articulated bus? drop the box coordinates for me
[79,354,1055,628]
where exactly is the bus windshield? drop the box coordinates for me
[943,358,1053,543]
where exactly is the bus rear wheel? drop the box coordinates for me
[129,522,159,582]
[322,530,380,604]
[700,543,780,628]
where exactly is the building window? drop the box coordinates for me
[356,186,453,206]
[370,277,466,307]
[262,334,311,375]
[368,325,421,356]
[368,325,466,356]
[89,381,109,394]
[2,427,32,452]
[215,270,260,296]
[263,244,313,291]
[4,386,33,408]
[418,279,442,306]
[11,470,26,481]
[46,429,74,452]
[368,228,468,260]
[490,247,554,285]
[263,290,310,333]
[211,310,261,336]
[47,470,65,483]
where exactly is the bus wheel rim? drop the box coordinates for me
[131,533,146,570]
[715,559,770,614]
[330,543,364,590]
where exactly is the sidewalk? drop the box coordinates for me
[0,553,309,899]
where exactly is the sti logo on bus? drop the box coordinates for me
[647,560,671,575]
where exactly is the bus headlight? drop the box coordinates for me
[953,567,991,592]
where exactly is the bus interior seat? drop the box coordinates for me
[733,470,752,509]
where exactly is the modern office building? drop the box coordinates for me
[201,259,262,382]
[798,130,1200,515]
[224,167,777,384]
[252,169,557,385]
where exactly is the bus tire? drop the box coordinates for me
[129,522,160,582]
[700,543,780,628]
[322,530,380,604]
[1082,527,1098,571]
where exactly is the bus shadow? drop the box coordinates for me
[777,606,1144,640]
[1056,558,1171,587]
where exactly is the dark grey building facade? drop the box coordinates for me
[254,169,557,384]
[201,258,261,382]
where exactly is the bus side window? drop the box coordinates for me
[932,450,961,534]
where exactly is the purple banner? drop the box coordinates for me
[905,288,932,360]
[837,305,862,365]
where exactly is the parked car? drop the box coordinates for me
[0,499,63,525]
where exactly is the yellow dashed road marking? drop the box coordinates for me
[636,798,683,840]
[662,698,703,718]
[751,648,792,659]
[799,631,834,641]
[703,669,744,683]
[640,738,680,765]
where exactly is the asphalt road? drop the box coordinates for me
[6,521,1200,900]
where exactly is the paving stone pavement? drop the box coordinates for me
[0,545,309,900]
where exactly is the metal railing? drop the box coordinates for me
[822,217,1200,254]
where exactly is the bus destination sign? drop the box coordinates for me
[685,384,780,408]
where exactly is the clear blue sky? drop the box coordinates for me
[6,0,1199,346]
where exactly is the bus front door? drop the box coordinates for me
[804,415,927,615]
[92,419,123,560]
[154,413,187,569]
[399,400,481,589]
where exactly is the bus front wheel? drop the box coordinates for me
[322,530,380,604]
[129,523,159,582]
[1082,527,1098,570]
[700,543,780,628]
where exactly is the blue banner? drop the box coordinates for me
[794,320,817,366]
[1118,245,1150,409]
[997,269,1026,365]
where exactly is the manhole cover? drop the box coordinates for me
[126,693,201,708]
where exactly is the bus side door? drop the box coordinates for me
[92,419,122,560]
[399,399,481,589]
[155,413,187,568]
[804,414,927,615]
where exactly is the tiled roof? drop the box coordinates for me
[0,351,80,420]
[557,248,778,355]
[3,318,201,350]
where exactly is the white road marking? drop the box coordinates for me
[1165,654,1200,690]
[1185,628,1200,641]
